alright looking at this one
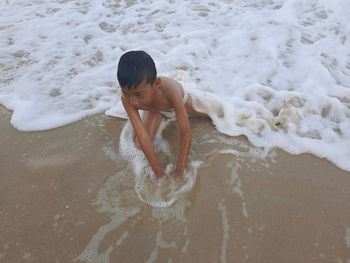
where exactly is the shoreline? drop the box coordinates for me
[1,106,349,263]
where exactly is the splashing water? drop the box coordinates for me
[1,0,350,171]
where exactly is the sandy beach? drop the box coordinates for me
[1,0,350,262]
[0,106,349,263]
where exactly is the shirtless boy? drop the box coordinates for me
[117,50,206,178]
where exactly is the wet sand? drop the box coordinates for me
[0,106,349,263]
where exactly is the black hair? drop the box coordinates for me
[117,50,157,89]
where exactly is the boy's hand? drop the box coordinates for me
[171,169,184,178]
[154,169,165,178]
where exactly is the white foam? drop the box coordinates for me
[218,201,230,263]
[145,231,177,263]
[345,227,350,248]
[76,169,140,263]
[228,162,249,218]
[118,121,202,207]
[116,231,129,247]
[1,0,350,171]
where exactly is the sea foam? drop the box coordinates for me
[1,0,350,171]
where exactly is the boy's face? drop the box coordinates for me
[121,79,158,109]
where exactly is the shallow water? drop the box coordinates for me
[1,0,350,171]
[1,108,349,263]
[75,122,277,262]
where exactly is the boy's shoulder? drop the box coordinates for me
[159,76,182,90]
[158,77,185,106]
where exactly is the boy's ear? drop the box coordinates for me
[154,77,161,89]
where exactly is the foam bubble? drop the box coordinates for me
[119,120,202,207]
[133,161,201,208]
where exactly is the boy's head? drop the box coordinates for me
[117,50,157,89]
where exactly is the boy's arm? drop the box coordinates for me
[121,96,164,177]
[172,95,192,177]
